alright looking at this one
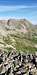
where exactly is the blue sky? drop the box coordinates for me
[0,0,37,24]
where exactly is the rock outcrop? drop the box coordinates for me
[0,51,37,75]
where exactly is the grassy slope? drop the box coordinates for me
[0,31,37,54]
[0,19,37,53]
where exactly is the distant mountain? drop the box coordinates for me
[0,19,37,53]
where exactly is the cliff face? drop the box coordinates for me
[0,19,33,32]
[0,19,36,38]
[0,19,32,27]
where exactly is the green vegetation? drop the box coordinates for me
[0,19,37,53]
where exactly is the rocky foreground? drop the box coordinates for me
[0,50,37,75]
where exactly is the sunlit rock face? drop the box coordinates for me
[0,19,32,32]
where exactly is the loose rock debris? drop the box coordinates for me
[0,51,37,75]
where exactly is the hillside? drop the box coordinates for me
[0,19,37,53]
